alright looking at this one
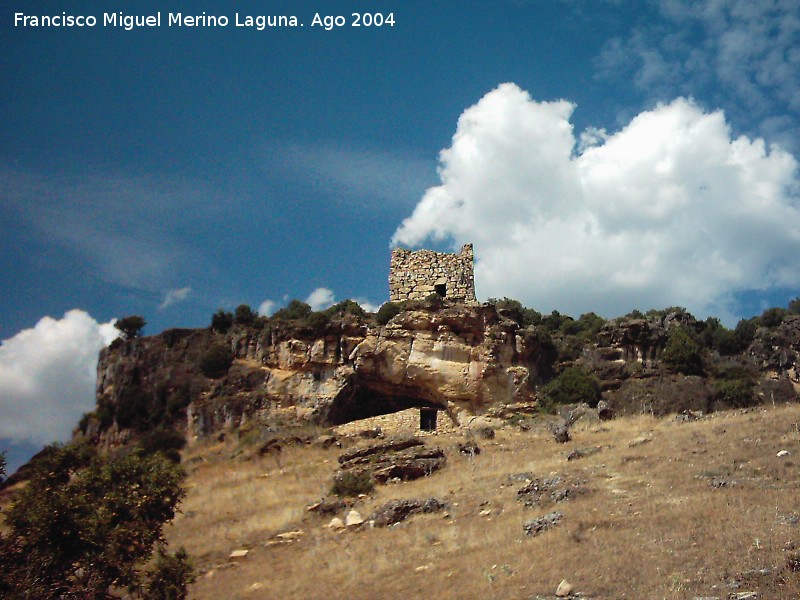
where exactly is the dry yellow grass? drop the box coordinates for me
[168,405,800,599]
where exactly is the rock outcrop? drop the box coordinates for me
[87,303,551,444]
[81,302,800,449]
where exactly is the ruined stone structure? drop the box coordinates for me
[389,244,477,303]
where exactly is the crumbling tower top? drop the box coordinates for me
[389,244,477,304]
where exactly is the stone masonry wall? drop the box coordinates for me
[389,244,477,303]
[333,408,460,438]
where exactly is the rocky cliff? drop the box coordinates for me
[81,303,800,448]
[86,303,554,445]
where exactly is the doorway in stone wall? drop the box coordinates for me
[434,278,447,298]
[419,408,438,431]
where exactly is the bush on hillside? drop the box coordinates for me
[325,299,366,318]
[376,302,403,325]
[115,385,152,431]
[490,298,542,327]
[200,344,234,379]
[234,304,257,326]
[138,427,187,463]
[662,327,703,375]
[331,471,374,497]
[115,315,146,340]
[539,367,601,411]
[713,378,757,409]
[210,309,234,333]
[272,299,313,321]
[143,547,195,600]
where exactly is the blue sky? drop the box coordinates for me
[2,0,800,472]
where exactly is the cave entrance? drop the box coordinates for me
[419,408,438,431]
[327,381,444,428]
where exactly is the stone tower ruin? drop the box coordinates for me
[389,244,477,303]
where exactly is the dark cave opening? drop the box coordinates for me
[326,381,444,426]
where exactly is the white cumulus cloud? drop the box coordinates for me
[355,298,381,313]
[392,83,800,323]
[258,299,277,316]
[158,286,192,310]
[0,310,118,445]
[305,288,335,312]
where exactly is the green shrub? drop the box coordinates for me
[96,397,115,429]
[555,335,585,362]
[273,299,312,321]
[575,312,606,341]
[166,383,192,421]
[0,443,186,598]
[138,427,186,463]
[304,311,330,333]
[543,310,571,332]
[734,318,758,349]
[115,385,152,431]
[210,309,234,333]
[115,315,146,340]
[143,547,195,600]
[251,315,269,330]
[539,367,601,411]
[376,302,403,325]
[234,304,257,326]
[760,307,787,328]
[331,471,374,497]
[489,298,542,327]
[325,299,366,318]
[0,450,5,482]
[200,345,234,378]
[662,327,703,375]
[714,378,757,408]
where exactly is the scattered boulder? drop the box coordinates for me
[306,497,347,516]
[326,517,345,531]
[467,416,498,439]
[475,426,496,439]
[597,399,613,420]
[337,437,446,484]
[269,530,303,545]
[628,436,651,448]
[517,476,587,508]
[369,497,446,527]
[315,434,339,448]
[676,409,704,422]
[358,427,384,439]
[457,440,481,456]
[551,405,587,443]
[338,437,424,465]
[507,472,535,484]
[229,549,249,559]
[345,509,364,527]
[523,511,563,536]
[555,579,573,597]
[566,446,601,461]
[552,422,571,444]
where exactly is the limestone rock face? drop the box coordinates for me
[87,304,550,443]
[749,315,800,392]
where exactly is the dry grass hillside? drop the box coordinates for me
[169,404,800,599]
